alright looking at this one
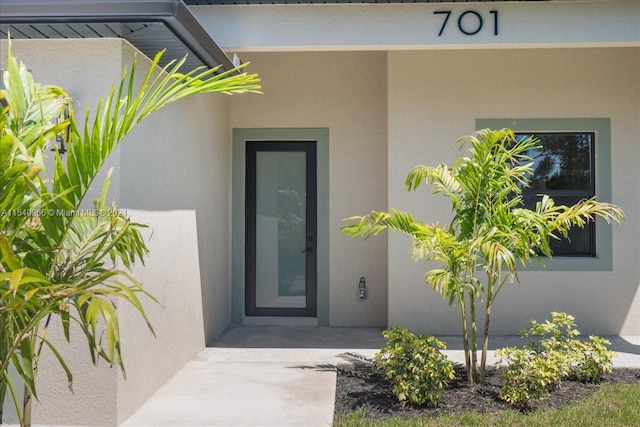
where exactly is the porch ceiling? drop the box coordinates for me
[0,0,237,74]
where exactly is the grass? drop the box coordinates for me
[334,383,640,427]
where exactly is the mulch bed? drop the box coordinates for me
[335,362,640,421]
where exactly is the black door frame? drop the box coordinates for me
[245,141,317,317]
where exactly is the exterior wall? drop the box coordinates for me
[1,38,124,426]
[194,1,639,52]
[0,38,230,425]
[118,49,234,344]
[203,0,639,335]
[0,38,124,210]
[115,209,205,424]
[229,51,389,327]
[387,47,640,335]
[117,42,234,420]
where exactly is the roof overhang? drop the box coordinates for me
[0,0,237,73]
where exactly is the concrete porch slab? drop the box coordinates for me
[120,360,336,427]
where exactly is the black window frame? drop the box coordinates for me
[515,131,596,257]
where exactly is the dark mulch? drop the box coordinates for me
[335,362,640,421]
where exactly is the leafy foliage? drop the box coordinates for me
[0,39,260,426]
[497,312,615,407]
[521,312,615,384]
[496,347,564,407]
[375,328,455,407]
[342,128,624,385]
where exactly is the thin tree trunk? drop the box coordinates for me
[469,291,478,384]
[22,386,31,427]
[481,296,492,382]
[0,380,7,425]
[481,275,497,382]
[0,315,4,424]
[458,295,472,385]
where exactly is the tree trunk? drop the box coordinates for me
[480,275,496,382]
[0,386,4,425]
[22,386,31,427]
[469,292,478,384]
[459,296,472,385]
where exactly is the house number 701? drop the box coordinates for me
[434,10,499,36]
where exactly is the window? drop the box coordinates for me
[476,118,613,271]
[516,132,595,256]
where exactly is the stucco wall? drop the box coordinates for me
[387,47,640,335]
[0,38,229,425]
[115,209,205,423]
[117,41,235,419]
[0,38,124,211]
[118,51,234,344]
[1,38,125,426]
[194,1,640,52]
[229,51,389,327]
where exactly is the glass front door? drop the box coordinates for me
[245,142,317,317]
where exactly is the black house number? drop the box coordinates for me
[434,10,499,36]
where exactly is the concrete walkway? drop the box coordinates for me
[121,327,640,427]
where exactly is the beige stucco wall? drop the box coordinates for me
[30,209,208,426]
[118,53,234,344]
[115,209,206,423]
[117,41,236,419]
[0,38,124,212]
[1,38,125,426]
[1,38,229,425]
[387,47,640,336]
[229,51,389,327]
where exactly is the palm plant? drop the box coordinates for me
[342,128,624,385]
[0,40,260,426]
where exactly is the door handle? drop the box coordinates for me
[301,247,313,253]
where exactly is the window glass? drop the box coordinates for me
[515,132,596,257]
[517,133,594,192]
[477,118,612,271]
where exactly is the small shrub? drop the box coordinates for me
[522,312,615,383]
[497,312,615,407]
[496,347,564,407]
[375,327,455,407]
[572,335,615,383]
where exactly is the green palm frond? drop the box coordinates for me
[342,126,624,385]
[41,51,259,248]
[536,195,625,238]
[1,38,262,426]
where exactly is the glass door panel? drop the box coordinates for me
[255,151,306,308]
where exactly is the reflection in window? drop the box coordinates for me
[516,132,596,257]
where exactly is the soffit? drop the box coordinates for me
[0,0,236,73]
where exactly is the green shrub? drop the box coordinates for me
[375,327,455,407]
[496,347,564,407]
[523,312,615,383]
[497,312,615,407]
[571,335,615,383]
